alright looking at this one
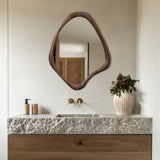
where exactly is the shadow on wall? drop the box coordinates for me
[40,106,51,114]
[132,89,144,114]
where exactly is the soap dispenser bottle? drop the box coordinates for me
[23,99,30,115]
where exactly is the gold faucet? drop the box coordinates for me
[67,98,74,105]
[77,98,83,107]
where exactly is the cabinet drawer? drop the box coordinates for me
[8,135,152,160]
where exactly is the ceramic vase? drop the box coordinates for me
[114,91,134,115]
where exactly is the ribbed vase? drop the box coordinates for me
[114,91,134,115]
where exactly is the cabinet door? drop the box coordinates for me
[8,135,152,160]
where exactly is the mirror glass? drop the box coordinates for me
[53,17,105,86]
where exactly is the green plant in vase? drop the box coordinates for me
[110,73,139,115]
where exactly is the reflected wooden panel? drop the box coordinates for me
[59,58,84,85]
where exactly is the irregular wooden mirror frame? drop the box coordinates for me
[49,11,110,90]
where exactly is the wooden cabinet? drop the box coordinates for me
[8,135,152,160]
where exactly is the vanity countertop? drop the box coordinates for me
[7,114,152,135]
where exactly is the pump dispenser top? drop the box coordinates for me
[23,98,31,115]
[25,99,30,104]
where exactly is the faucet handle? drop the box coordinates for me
[67,98,74,105]
[77,98,83,107]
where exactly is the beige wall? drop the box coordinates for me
[8,0,137,116]
[137,0,160,159]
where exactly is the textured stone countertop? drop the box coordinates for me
[7,114,152,135]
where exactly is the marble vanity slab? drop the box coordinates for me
[7,114,152,135]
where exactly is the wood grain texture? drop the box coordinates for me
[8,135,152,160]
[59,58,85,85]
[9,152,151,160]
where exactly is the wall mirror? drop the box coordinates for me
[49,12,110,90]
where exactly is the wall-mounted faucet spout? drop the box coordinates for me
[77,98,83,107]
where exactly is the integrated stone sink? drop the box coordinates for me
[7,114,152,135]
[56,114,105,118]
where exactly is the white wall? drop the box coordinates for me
[137,0,160,159]
[0,0,8,160]
[8,0,137,116]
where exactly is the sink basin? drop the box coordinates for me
[56,114,105,118]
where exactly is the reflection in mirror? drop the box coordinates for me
[53,17,105,86]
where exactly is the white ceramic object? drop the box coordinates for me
[114,91,134,115]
